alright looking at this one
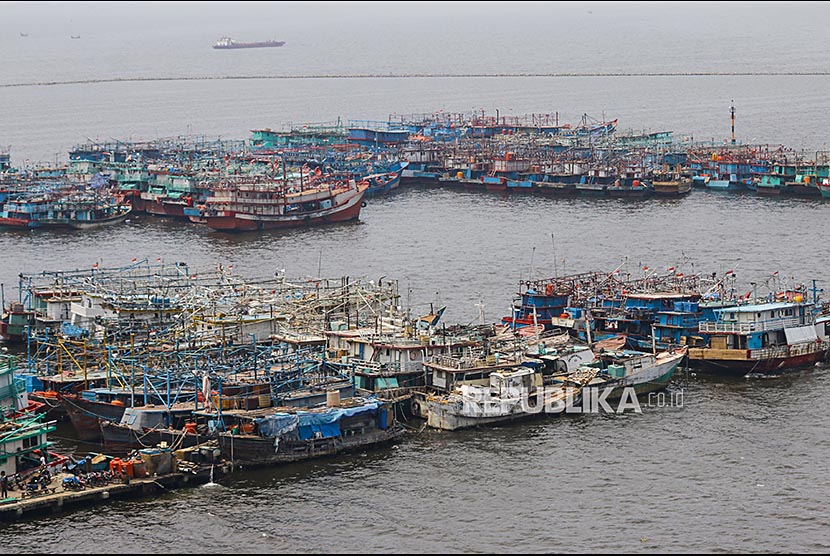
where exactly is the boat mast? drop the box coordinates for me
[730,101,736,145]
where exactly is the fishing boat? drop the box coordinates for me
[0,302,35,344]
[574,173,613,195]
[818,178,830,199]
[38,197,132,229]
[213,36,285,49]
[59,383,202,442]
[782,166,825,197]
[59,390,134,442]
[607,177,652,198]
[688,297,830,376]
[139,172,202,218]
[204,178,369,232]
[755,173,786,196]
[362,162,408,199]
[651,171,692,196]
[99,405,205,449]
[425,366,596,431]
[572,346,687,399]
[640,298,737,352]
[691,173,710,188]
[704,173,741,191]
[183,204,208,224]
[502,276,578,331]
[217,397,403,468]
[68,205,131,229]
[0,195,52,228]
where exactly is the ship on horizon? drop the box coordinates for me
[212,36,285,50]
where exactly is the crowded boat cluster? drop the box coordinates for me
[1,255,829,518]
[2,108,830,232]
[2,108,830,519]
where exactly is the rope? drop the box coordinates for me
[60,396,124,422]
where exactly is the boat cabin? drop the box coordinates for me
[698,301,816,350]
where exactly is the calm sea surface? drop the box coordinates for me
[2,3,830,552]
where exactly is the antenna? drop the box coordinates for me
[317,247,323,278]
[550,233,558,278]
[529,246,536,281]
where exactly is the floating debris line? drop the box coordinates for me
[4,71,830,88]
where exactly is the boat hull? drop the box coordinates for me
[145,199,187,218]
[652,181,692,196]
[68,209,132,229]
[0,217,41,228]
[218,426,404,467]
[426,401,556,431]
[206,187,365,231]
[689,345,830,377]
[755,185,783,196]
[100,421,205,449]
[586,352,685,400]
[60,395,128,441]
[607,187,651,198]
[705,179,740,191]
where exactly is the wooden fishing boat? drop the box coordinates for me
[205,178,368,232]
[688,299,830,376]
[651,173,692,196]
[217,398,403,467]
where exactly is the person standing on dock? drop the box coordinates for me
[0,470,8,499]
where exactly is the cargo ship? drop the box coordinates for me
[212,36,285,49]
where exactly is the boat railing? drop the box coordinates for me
[349,358,402,375]
[699,316,803,334]
[427,354,489,370]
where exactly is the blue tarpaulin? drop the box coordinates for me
[297,420,340,440]
[255,414,299,438]
[255,401,383,440]
[61,322,88,338]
